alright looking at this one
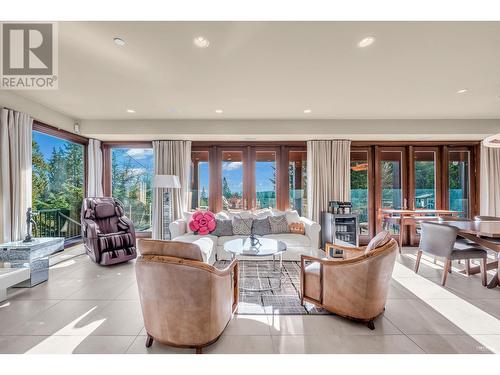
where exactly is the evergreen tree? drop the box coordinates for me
[222,177,232,198]
[32,140,49,209]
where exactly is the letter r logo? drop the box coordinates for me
[2,23,53,75]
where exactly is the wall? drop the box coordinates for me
[81,119,500,141]
[0,91,75,133]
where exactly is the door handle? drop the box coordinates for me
[403,198,408,210]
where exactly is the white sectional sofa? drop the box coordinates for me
[169,210,323,265]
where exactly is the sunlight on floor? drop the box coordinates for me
[25,306,106,354]
[392,262,500,353]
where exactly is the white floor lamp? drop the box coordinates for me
[153,174,181,240]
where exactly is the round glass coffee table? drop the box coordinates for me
[224,237,287,292]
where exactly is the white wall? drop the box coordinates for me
[0,91,75,133]
[80,119,500,141]
[1,91,499,141]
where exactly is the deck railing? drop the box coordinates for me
[33,208,82,241]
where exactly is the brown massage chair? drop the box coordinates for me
[81,197,137,265]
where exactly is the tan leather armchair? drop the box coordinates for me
[135,239,238,353]
[300,238,398,329]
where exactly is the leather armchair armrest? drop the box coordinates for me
[330,243,366,252]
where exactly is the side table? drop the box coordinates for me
[0,237,64,287]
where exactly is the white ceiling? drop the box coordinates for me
[15,21,500,120]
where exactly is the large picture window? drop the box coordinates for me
[111,147,153,231]
[32,128,86,242]
[289,150,307,216]
[190,151,210,210]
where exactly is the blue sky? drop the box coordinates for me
[34,131,77,159]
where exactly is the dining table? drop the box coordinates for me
[381,209,460,249]
[435,220,500,289]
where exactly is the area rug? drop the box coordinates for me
[215,260,330,315]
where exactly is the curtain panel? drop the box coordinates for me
[0,108,33,243]
[307,140,351,223]
[152,140,191,239]
[87,139,104,197]
[480,145,500,216]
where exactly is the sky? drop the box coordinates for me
[34,130,79,159]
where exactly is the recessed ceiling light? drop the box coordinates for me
[358,36,376,48]
[194,36,210,48]
[215,109,223,114]
[126,109,136,113]
[457,88,468,94]
[303,109,312,114]
[113,37,126,46]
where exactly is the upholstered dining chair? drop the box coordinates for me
[415,222,488,286]
[135,239,238,354]
[438,216,476,249]
[300,232,398,330]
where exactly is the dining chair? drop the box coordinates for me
[437,216,476,250]
[415,222,488,286]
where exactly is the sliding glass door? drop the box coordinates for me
[253,149,278,209]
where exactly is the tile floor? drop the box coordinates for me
[1,245,499,354]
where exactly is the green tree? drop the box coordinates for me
[222,177,232,199]
[32,140,49,209]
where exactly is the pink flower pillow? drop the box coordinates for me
[188,210,216,235]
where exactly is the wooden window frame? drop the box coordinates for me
[191,142,306,212]
[32,120,89,247]
[102,141,153,237]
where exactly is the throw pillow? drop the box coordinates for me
[252,217,272,236]
[285,210,301,224]
[269,215,290,234]
[215,211,230,220]
[365,230,392,253]
[232,216,253,236]
[212,219,233,237]
[289,222,305,235]
[188,210,216,235]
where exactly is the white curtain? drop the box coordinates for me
[0,108,33,242]
[480,145,500,216]
[87,139,103,197]
[307,140,351,223]
[152,140,191,239]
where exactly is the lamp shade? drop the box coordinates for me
[152,174,181,188]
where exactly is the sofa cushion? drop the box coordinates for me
[263,233,310,248]
[269,215,290,234]
[183,211,195,233]
[173,232,217,241]
[285,210,301,224]
[232,217,253,235]
[252,217,272,236]
[365,230,392,253]
[212,219,233,236]
[217,235,249,246]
